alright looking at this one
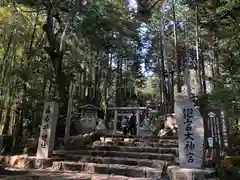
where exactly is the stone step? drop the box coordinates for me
[100,137,178,144]
[100,136,178,143]
[53,150,175,162]
[87,145,178,155]
[97,133,178,140]
[53,154,172,169]
[96,140,178,147]
[3,168,152,180]
[52,161,163,178]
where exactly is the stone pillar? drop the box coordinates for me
[167,166,217,180]
[114,109,118,134]
[36,102,59,159]
[174,93,204,169]
[136,109,140,136]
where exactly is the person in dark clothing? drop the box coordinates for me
[128,112,136,136]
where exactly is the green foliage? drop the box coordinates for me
[222,156,240,166]
[0,0,146,137]
[1,0,240,140]
[204,1,240,127]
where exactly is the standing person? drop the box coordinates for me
[128,112,136,136]
[121,116,128,135]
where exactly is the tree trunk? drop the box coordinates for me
[183,16,191,97]
[200,44,207,94]
[94,50,102,106]
[50,54,69,115]
[166,70,172,113]
[64,82,75,146]
[43,5,69,116]
[2,105,12,135]
[11,105,21,154]
[172,0,181,93]
[1,69,17,135]
[103,51,112,128]
[170,71,174,112]
[195,5,202,94]
[160,32,167,108]
[116,56,123,106]
[1,31,14,88]
[157,27,167,113]
[211,0,220,78]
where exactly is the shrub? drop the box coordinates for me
[221,156,240,179]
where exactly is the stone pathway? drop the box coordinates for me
[0,169,152,180]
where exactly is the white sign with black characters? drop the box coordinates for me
[175,93,204,169]
[36,102,59,159]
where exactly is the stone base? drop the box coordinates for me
[31,157,57,169]
[0,155,62,169]
[167,166,217,180]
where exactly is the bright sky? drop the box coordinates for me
[128,0,137,9]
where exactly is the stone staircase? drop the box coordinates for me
[51,135,179,179]
[0,134,218,180]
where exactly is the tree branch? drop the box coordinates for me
[150,0,163,9]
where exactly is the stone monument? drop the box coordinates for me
[174,93,204,169]
[36,102,59,159]
[79,117,97,133]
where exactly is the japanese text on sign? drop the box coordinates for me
[41,105,51,148]
[183,108,195,163]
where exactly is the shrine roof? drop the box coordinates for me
[108,106,148,110]
[79,104,102,110]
